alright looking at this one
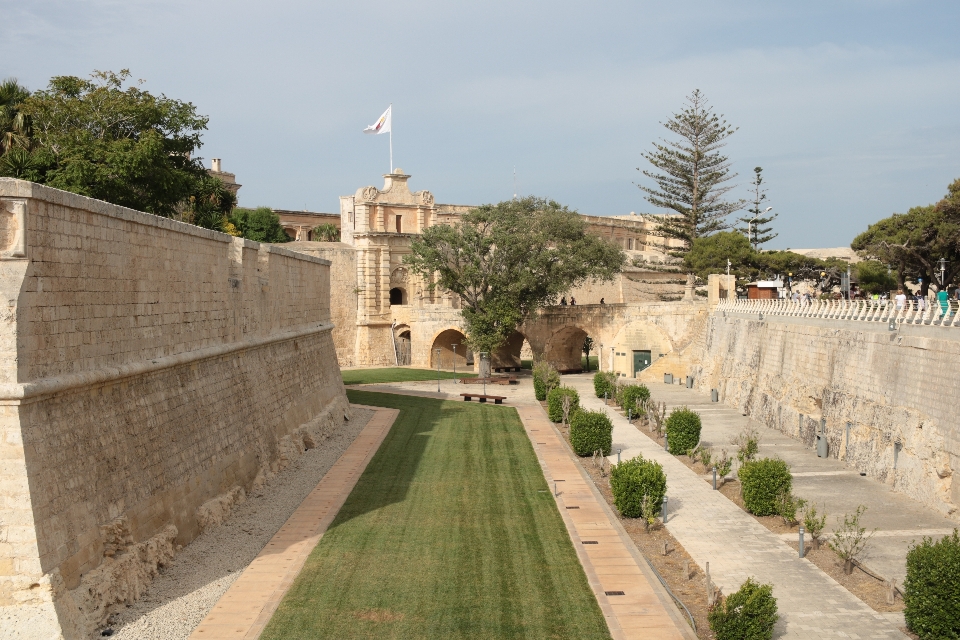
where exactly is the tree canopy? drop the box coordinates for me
[0,70,235,232]
[404,197,625,353]
[736,167,778,249]
[228,207,290,243]
[638,89,744,256]
[851,178,960,295]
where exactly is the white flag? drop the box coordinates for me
[363,106,391,135]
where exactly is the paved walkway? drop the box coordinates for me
[188,405,399,640]
[645,381,957,587]
[563,374,908,639]
[516,403,696,640]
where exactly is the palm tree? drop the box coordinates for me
[0,78,32,155]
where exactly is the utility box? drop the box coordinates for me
[664,373,673,384]
[686,376,694,388]
[816,434,828,458]
[711,389,719,402]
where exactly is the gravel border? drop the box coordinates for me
[106,407,376,640]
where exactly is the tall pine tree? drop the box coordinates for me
[736,167,778,249]
[637,89,744,256]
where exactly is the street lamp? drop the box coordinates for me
[748,207,773,251]
[479,352,489,395]
[938,258,948,289]
[436,348,442,393]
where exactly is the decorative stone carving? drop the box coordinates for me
[417,191,435,206]
[0,198,26,259]
[360,186,379,202]
[391,267,408,284]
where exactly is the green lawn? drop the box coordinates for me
[261,391,611,640]
[342,367,476,385]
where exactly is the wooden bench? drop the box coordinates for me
[460,393,507,404]
[459,376,518,385]
[493,366,522,373]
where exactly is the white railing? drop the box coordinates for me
[715,298,960,328]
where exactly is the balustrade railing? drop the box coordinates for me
[715,298,960,328]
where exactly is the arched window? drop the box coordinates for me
[390,287,405,305]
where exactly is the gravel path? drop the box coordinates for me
[106,407,375,640]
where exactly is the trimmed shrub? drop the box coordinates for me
[569,409,613,456]
[739,458,792,516]
[904,529,960,639]
[593,371,616,398]
[532,361,560,401]
[610,455,666,519]
[547,386,580,423]
[618,384,651,414]
[665,407,701,454]
[708,578,778,640]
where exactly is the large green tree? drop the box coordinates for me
[228,207,290,243]
[404,197,625,359]
[3,69,234,230]
[0,78,32,155]
[638,89,744,256]
[736,167,778,249]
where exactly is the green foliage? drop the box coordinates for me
[610,455,666,519]
[732,425,760,463]
[852,183,960,295]
[904,530,960,639]
[715,449,733,478]
[8,70,216,220]
[228,207,290,243]
[855,260,898,295]
[776,492,806,527]
[312,223,340,242]
[665,407,701,455]
[547,386,580,423]
[708,578,779,640]
[618,384,650,414]
[803,503,827,544]
[184,175,236,233]
[638,89,744,256]
[533,361,559,401]
[404,196,625,353]
[569,409,613,457]
[739,458,792,516]
[593,371,616,398]
[582,336,594,371]
[735,167,778,249]
[0,78,32,155]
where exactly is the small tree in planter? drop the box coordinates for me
[648,400,667,437]
[593,371,616,398]
[619,384,650,418]
[715,449,733,487]
[739,458,792,517]
[569,409,613,457]
[610,455,666,528]
[731,425,761,464]
[547,386,579,423]
[708,578,779,640]
[830,505,876,574]
[802,503,827,550]
[665,407,702,455]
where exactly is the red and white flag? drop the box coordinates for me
[363,106,392,135]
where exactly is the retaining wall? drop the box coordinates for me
[0,179,349,639]
[694,312,960,518]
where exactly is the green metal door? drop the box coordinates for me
[633,350,651,376]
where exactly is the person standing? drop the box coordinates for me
[560,297,567,306]
[570,296,576,306]
[937,288,949,315]
[895,289,907,311]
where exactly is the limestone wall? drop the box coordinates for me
[0,180,349,639]
[693,313,960,519]
[282,241,358,367]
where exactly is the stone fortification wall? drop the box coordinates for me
[282,241,358,367]
[694,313,960,518]
[0,180,349,639]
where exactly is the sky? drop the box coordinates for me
[2,0,959,249]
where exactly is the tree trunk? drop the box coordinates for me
[843,559,854,575]
[478,355,491,378]
[811,537,820,551]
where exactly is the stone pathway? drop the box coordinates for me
[516,404,696,640]
[187,405,399,640]
[563,374,908,639]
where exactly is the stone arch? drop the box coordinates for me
[543,325,590,373]
[492,330,528,370]
[389,287,407,305]
[394,324,412,366]
[430,328,468,370]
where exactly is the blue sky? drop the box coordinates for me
[3,0,958,248]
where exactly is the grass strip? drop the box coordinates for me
[261,390,610,640]
[342,367,476,385]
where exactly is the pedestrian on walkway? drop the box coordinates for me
[938,288,949,315]
[895,289,907,310]
[560,297,567,306]
[599,297,605,305]
[570,297,576,306]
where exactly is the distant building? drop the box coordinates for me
[207,158,241,199]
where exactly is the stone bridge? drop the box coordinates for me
[392,301,708,378]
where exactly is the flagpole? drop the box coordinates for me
[389,103,393,172]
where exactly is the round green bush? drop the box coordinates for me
[739,458,792,516]
[533,376,547,401]
[610,455,666,518]
[708,578,778,640]
[547,386,580,423]
[593,371,616,398]
[618,384,650,413]
[665,407,701,454]
[569,409,613,456]
[904,529,960,639]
